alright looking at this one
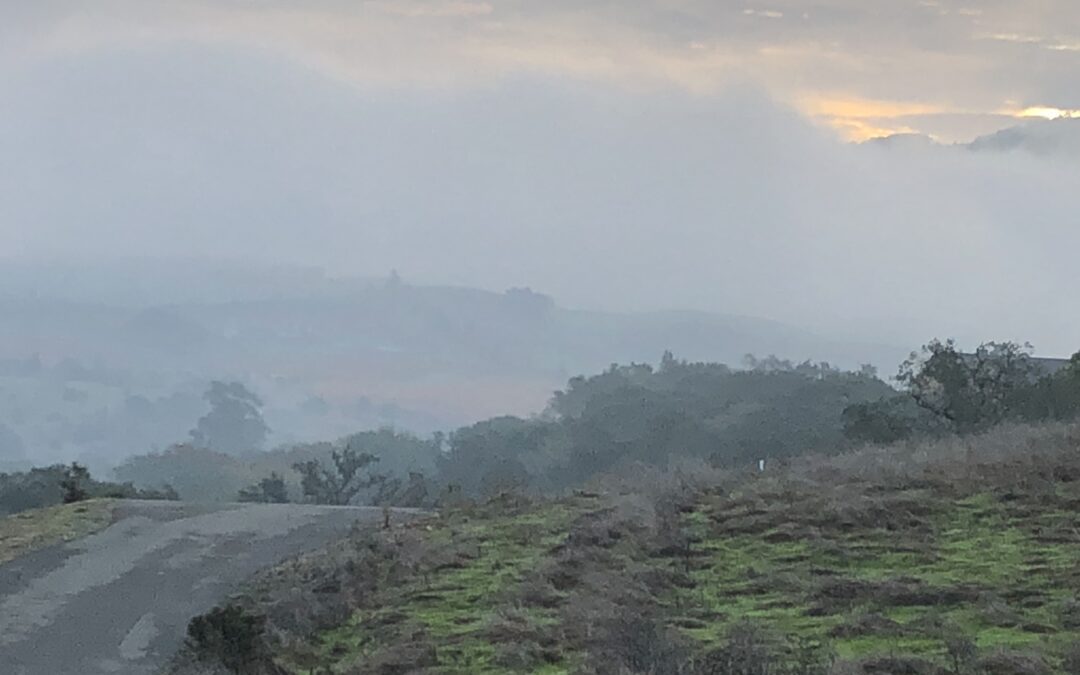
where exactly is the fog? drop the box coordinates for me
[4,43,1080,350]
[9,8,1080,675]
[2,2,1080,468]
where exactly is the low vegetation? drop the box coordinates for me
[114,429,441,505]
[0,462,177,517]
[0,498,115,564]
[175,422,1080,674]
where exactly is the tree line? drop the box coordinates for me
[843,339,1080,444]
[8,340,1080,514]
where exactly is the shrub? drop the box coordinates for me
[697,622,777,675]
[1062,597,1080,630]
[857,655,945,674]
[1063,643,1080,675]
[237,474,289,503]
[343,633,437,675]
[974,649,1051,675]
[942,630,977,674]
[599,614,691,675]
[60,463,90,504]
[185,605,278,674]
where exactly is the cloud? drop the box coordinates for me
[370,1,495,18]
[2,43,1079,355]
[966,117,1080,156]
[6,1,1080,140]
[742,9,784,19]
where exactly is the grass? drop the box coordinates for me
[183,423,1080,674]
[0,499,115,565]
[267,477,1080,673]
[667,480,1080,669]
[287,498,588,674]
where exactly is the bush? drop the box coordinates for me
[237,474,289,503]
[185,605,278,674]
[697,622,780,675]
[0,463,178,515]
[974,649,1051,675]
[60,463,90,503]
[599,614,691,675]
[943,630,977,674]
[1062,597,1080,630]
[1063,643,1080,675]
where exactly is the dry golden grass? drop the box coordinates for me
[0,499,115,565]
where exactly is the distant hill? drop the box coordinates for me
[0,261,906,468]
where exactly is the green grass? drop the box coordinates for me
[278,480,1080,673]
[667,486,1080,668]
[296,500,587,674]
[0,499,115,564]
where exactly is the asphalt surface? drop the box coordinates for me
[0,500,390,675]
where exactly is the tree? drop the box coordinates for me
[293,442,385,505]
[438,417,546,496]
[896,340,1038,433]
[114,444,252,503]
[190,382,269,455]
[60,462,90,503]
[842,390,950,445]
[1029,351,1080,421]
[237,473,289,503]
[842,398,917,445]
[0,465,68,514]
[432,353,896,493]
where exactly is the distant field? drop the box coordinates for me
[0,499,115,565]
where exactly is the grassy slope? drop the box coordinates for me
[678,483,1080,663]
[286,497,591,673]
[217,425,1080,674]
[0,499,114,565]
[284,483,1080,673]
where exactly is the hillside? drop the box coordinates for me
[175,423,1080,674]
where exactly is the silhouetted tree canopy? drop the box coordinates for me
[293,443,385,506]
[844,340,1080,444]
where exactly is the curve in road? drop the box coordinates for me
[0,500,392,675]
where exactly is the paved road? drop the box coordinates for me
[0,500,391,675]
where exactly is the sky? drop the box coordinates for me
[2,1,1080,353]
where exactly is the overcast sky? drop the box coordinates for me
[2,1,1080,353]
